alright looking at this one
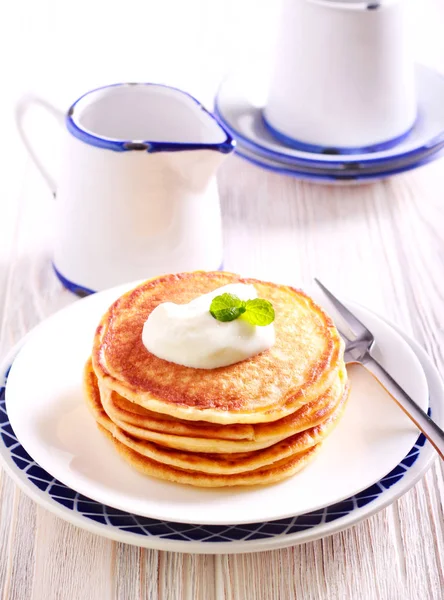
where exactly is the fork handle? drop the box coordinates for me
[359,355,444,460]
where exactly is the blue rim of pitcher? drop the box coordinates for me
[261,115,417,156]
[66,83,235,154]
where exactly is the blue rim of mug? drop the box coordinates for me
[66,83,235,154]
[213,64,444,169]
[53,264,226,298]
[234,144,444,182]
[261,114,417,156]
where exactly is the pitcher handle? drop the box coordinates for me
[15,95,65,195]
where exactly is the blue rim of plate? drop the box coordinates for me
[214,64,444,169]
[234,144,444,183]
[0,357,429,546]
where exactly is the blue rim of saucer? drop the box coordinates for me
[67,82,235,154]
[214,64,444,169]
[0,359,429,545]
[261,114,417,156]
[234,143,444,182]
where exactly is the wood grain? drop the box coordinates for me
[1,0,444,598]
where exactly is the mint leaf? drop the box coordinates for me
[242,298,275,326]
[210,293,246,322]
[210,293,275,326]
[211,306,246,322]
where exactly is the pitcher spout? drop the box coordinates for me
[136,84,235,156]
[139,85,235,157]
[146,85,235,191]
[166,146,232,193]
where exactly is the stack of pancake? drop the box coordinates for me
[85,271,349,487]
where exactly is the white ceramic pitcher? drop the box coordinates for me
[16,83,235,294]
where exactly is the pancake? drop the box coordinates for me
[104,370,343,441]
[92,271,344,424]
[84,363,349,475]
[96,365,347,453]
[99,425,323,487]
[107,392,255,441]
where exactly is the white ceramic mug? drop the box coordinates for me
[264,0,417,153]
[16,84,235,294]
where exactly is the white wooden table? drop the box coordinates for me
[1,0,443,598]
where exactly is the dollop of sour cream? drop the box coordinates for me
[142,283,275,369]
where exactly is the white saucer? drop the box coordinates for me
[5,284,429,526]
[234,142,444,185]
[215,64,444,169]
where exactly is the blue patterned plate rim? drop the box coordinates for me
[0,310,441,553]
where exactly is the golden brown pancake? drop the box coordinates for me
[107,393,255,440]
[97,365,347,453]
[84,358,347,450]
[104,374,342,441]
[84,361,325,487]
[92,271,344,424]
[84,363,349,475]
[99,425,323,488]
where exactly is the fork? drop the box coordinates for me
[315,279,444,460]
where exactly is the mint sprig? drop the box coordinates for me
[210,293,275,326]
[242,298,275,326]
[209,293,246,322]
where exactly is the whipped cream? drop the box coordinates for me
[142,283,275,369]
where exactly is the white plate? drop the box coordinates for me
[0,306,441,553]
[5,284,429,525]
[215,64,444,168]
